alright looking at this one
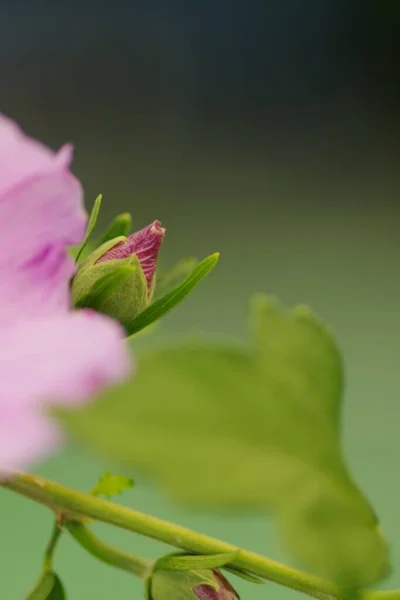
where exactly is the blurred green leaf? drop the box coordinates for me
[91,471,134,499]
[125,253,219,337]
[25,572,66,599]
[99,212,132,246]
[60,294,389,589]
[76,194,102,262]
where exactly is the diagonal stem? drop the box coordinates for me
[2,472,399,600]
[65,521,151,578]
[43,519,63,571]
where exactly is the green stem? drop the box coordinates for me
[65,521,151,578]
[43,519,62,571]
[2,472,400,600]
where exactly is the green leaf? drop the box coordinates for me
[60,294,389,589]
[76,194,102,262]
[91,471,134,499]
[25,572,66,600]
[155,257,199,297]
[99,212,132,246]
[154,551,239,571]
[126,253,219,336]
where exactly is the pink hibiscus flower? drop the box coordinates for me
[0,115,131,473]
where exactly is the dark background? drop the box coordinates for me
[1,2,400,598]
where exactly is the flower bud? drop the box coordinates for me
[97,220,165,294]
[71,220,165,329]
[149,568,239,600]
[194,570,239,600]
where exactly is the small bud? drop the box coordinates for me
[71,220,165,329]
[194,570,239,600]
[97,220,165,293]
[149,568,239,600]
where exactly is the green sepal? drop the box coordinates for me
[223,566,265,584]
[72,253,148,328]
[25,571,66,599]
[69,241,95,262]
[76,236,127,273]
[99,212,132,246]
[73,264,136,311]
[126,253,219,337]
[76,194,102,262]
[154,551,239,571]
[144,573,153,600]
[149,568,219,600]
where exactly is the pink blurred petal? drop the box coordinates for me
[0,310,132,409]
[0,170,86,271]
[0,245,75,327]
[0,116,87,325]
[0,114,74,196]
[54,143,74,167]
[0,407,61,474]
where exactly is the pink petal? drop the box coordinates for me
[0,114,75,196]
[0,116,88,323]
[0,170,87,322]
[0,311,132,409]
[0,166,86,271]
[0,407,61,474]
[0,245,75,327]
[0,115,87,287]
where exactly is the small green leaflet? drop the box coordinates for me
[75,194,102,262]
[126,253,219,336]
[25,571,66,599]
[60,294,389,589]
[91,471,134,499]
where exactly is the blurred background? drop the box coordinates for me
[1,1,400,598]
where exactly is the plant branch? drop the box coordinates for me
[65,521,151,578]
[2,472,400,600]
[43,519,63,571]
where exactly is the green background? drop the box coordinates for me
[1,128,400,597]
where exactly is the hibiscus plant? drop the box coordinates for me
[0,115,395,600]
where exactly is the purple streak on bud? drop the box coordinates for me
[194,570,240,600]
[96,220,165,292]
